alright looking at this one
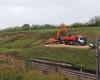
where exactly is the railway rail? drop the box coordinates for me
[27,58,98,80]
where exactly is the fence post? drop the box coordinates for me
[96,38,99,80]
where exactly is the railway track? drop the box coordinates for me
[27,58,97,80]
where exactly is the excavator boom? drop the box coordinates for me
[56,23,68,40]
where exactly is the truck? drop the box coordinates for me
[50,23,87,45]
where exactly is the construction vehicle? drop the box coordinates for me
[50,23,87,45]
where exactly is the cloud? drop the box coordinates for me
[0,0,100,29]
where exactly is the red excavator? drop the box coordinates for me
[50,23,87,45]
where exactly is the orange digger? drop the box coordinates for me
[50,23,87,45]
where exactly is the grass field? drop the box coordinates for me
[0,54,70,80]
[0,27,100,70]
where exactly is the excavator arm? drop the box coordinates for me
[50,23,68,44]
[56,23,68,40]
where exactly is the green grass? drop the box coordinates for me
[0,39,34,48]
[0,27,99,70]
[0,54,76,80]
[0,54,77,80]
[16,47,95,70]
[0,48,14,53]
[0,64,66,80]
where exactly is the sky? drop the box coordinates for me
[0,0,100,29]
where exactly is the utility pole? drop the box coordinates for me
[96,38,100,80]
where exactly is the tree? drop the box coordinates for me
[70,22,84,27]
[21,24,30,31]
[88,16,100,26]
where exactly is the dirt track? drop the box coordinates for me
[45,44,89,49]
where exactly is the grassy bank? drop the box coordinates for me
[0,54,79,80]
[0,27,99,70]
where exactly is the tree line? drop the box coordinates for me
[71,16,100,27]
[2,16,100,32]
[3,24,57,32]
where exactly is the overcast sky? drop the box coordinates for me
[0,0,100,29]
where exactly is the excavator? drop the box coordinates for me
[50,23,87,45]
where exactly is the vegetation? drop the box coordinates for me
[0,27,100,70]
[0,16,100,80]
[2,24,57,32]
[1,16,100,33]
[0,54,69,80]
[71,16,100,27]
[0,24,100,80]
